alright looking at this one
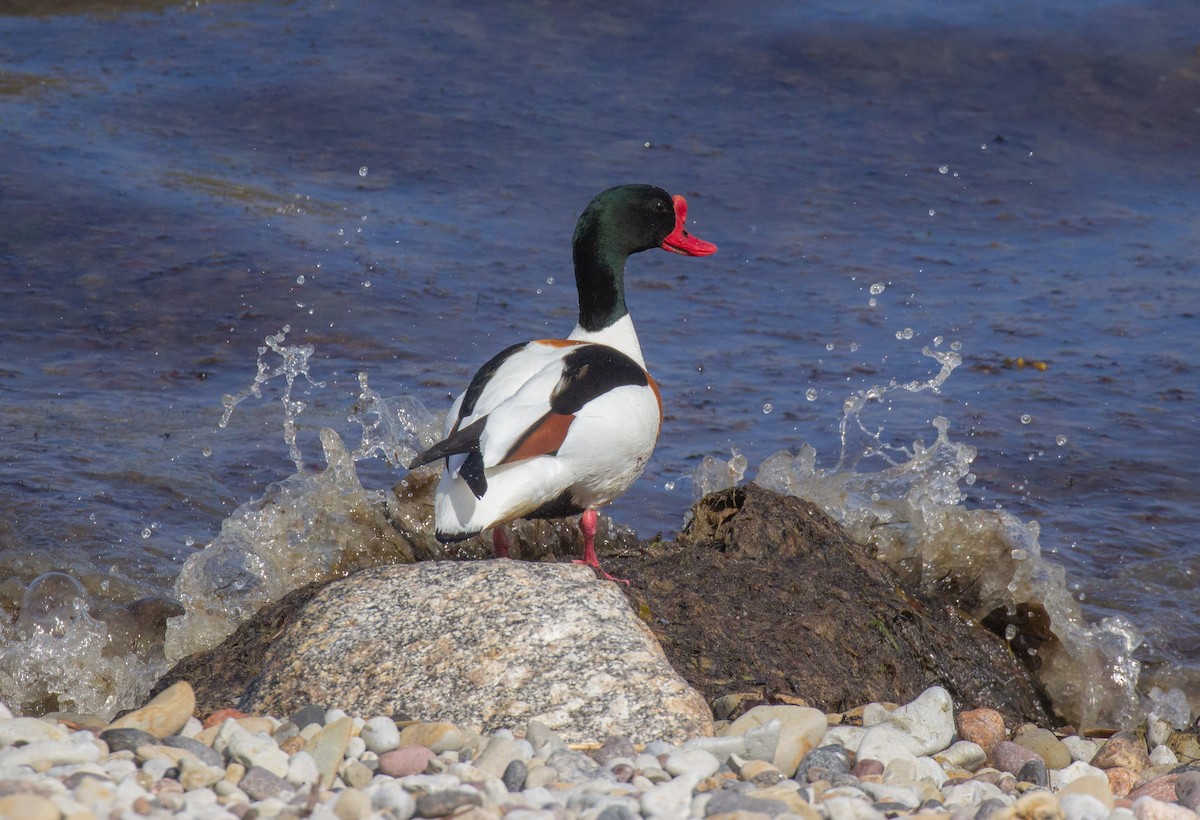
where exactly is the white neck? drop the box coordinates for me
[567,314,646,368]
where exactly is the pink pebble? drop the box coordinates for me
[378,745,436,778]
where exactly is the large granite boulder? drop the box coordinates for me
[237,561,712,744]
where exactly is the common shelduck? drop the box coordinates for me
[409,184,717,580]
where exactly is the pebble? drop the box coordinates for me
[991,741,1043,777]
[956,708,1007,757]
[1014,726,1073,770]
[1093,732,1151,772]
[2,683,1196,820]
[239,763,292,800]
[379,744,436,777]
[105,681,196,739]
[309,714,355,787]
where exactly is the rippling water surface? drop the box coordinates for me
[1,0,1198,718]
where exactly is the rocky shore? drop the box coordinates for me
[3,680,1200,820]
[4,486,1190,818]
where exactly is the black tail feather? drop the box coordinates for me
[407,415,489,498]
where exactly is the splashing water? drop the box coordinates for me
[166,337,443,661]
[220,325,325,471]
[0,573,165,718]
[695,344,1162,729]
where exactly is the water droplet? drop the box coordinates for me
[825,342,835,351]
[358,166,368,177]
[950,341,962,351]
[643,141,651,149]
[762,403,773,414]
[895,327,914,340]
[938,164,949,174]
[869,282,886,295]
[664,480,675,491]
[933,335,944,346]
[1020,414,1032,424]
[202,446,212,457]
[295,274,305,285]
[336,228,344,236]
[928,208,936,217]
[965,473,976,485]
[546,276,555,285]
[868,297,878,307]
[363,280,371,288]
[1056,434,1068,446]
[1005,624,1017,641]
[88,512,97,523]
[805,388,817,401]
[184,536,196,547]
[141,528,152,539]
[849,342,860,352]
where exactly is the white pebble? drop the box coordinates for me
[1061,793,1112,820]
[821,725,866,752]
[1149,744,1179,768]
[1062,735,1100,763]
[639,771,700,819]
[938,740,987,772]
[860,781,921,808]
[368,780,417,816]
[1052,760,1109,790]
[346,735,367,759]
[824,795,888,820]
[943,779,1005,809]
[141,757,173,781]
[664,748,720,779]
[287,750,320,787]
[360,716,401,754]
[227,730,289,778]
[180,716,204,738]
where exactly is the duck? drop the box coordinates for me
[408,184,717,580]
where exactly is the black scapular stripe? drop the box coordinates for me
[459,342,527,419]
[551,345,647,414]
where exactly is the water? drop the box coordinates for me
[1,0,1198,726]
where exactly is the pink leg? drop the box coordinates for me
[572,509,628,584]
[492,528,510,559]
